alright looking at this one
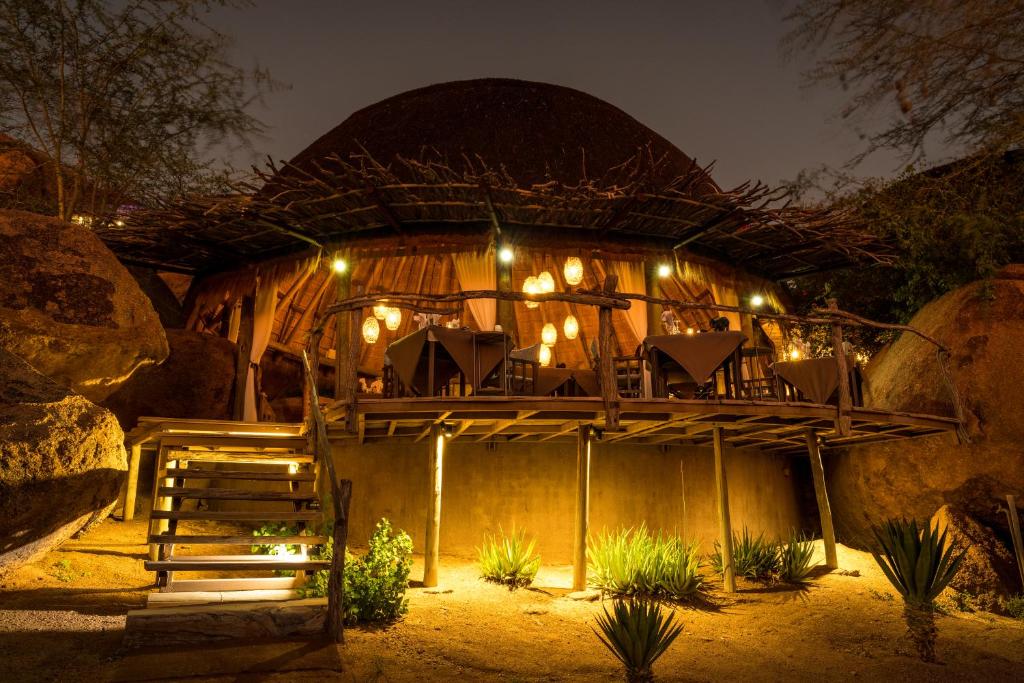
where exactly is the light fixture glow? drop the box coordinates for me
[498,247,514,264]
[789,348,801,360]
[332,257,347,274]
[384,307,402,331]
[523,276,540,309]
[362,316,380,344]
[657,263,672,278]
[750,294,765,308]
[537,271,555,293]
[563,257,584,286]
[541,322,558,346]
[373,302,389,320]
[563,314,579,340]
[538,344,552,367]
[686,327,695,335]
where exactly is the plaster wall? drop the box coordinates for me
[331,439,807,563]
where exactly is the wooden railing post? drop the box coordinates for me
[826,298,853,436]
[713,426,736,592]
[805,429,838,569]
[423,423,444,587]
[572,423,592,592]
[598,275,620,431]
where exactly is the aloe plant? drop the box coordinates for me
[779,531,816,583]
[710,526,781,581]
[871,518,965,662]
[478,526,541,590]
[589,526,703,600]
[593,598,683,682]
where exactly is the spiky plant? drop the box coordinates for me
[871,518,965,662]
[710,527,780,581]
[779,531,816,583]
[593,598,684,683]
[589,526,703,600]
[478,526,541,590]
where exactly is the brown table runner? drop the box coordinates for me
[772,355,854,405]
[572,369,600,397]
[643,331,747,383]
[534,368,575,396]
[386,326,508,394]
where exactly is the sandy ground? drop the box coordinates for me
[1,516,1023,682]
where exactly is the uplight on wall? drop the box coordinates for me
[538,344,552,367]
[332,257,347,274]
[563,314,579,340]
[537,271,555,293]
[384,307,402,331]
[498,247,514,264]
[362,316,380,344]
[541,322,558,346]
[563,257,584,286]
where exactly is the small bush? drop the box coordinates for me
[478,527,541,590]
[300,518,414,625]
[1004,594,1024,620]
[593,598,683,683]
[589,525,703,600]
[711,527,780,581]
[251,521,307,556]
[779,531,815,583]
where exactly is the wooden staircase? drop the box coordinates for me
[143,428,328,607]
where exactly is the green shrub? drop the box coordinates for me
[779,531,815,583]
[1004,594,1024,620]
[593,598,683,683]
[710,527,780,581]
[300,518,414,625]
[589,526,703,600]
[478,527,541,590]
[251,521,306,556]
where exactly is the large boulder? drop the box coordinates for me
[931,505,1019,610]
[827,266,1024,547]
[102,328,236,430]
[0,349,127,577]
[0,209,168,401]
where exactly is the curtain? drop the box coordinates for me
[452,248,497,331]
[244,278,277,421]
[610,261,648,345]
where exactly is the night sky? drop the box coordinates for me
[209,0,914,190]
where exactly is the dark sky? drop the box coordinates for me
[209,0,908,189]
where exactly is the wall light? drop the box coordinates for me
[332,257,347,274]
[657,263,672,278]
[750,294,765,308]
[498,247,514,264]
[789,348,801,360]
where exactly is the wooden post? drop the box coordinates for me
[1006,495,1024,589]
[423,423,444,587]
[333,264,352,399]
[327,479,352,643]
[496,247,516,344]
[713,427,736,592]
[231,294,255,421]
[826,298,853,436]
[572,424,592,591]
[121,443,142,521]
[598,275,620,430]
[805,430,838,569]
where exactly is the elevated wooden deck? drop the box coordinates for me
[323,396,958,454]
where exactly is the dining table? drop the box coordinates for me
[771,355,859,405]
[385,325,510,396]
[643,331,748,399]
[532,367,601,397]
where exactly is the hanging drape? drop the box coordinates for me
[452,248,497,331]
[610,261,648,345]
[244,278,277,421]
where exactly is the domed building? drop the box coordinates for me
[98,79,958,603]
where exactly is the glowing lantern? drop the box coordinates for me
[686,327,695,335]
[384,307,402,331]
[563,257,584,286]
[362,316,380,344]
[657,263,672,278]
[523,276,540,309]
[373,302,389,320]
[537,271,555,293]
[563,314,579,340]
[541,322,557,346]
[538,344,552,367]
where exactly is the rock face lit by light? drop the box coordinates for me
[563,314,579,340]
[750,294,765,308]
[538,344,552,367]
[332,257,347,274]
[541,322,557,346]
[384,307,402,331]
[498,247,514,264]
[523,276,540,309]
[362,316,380,344]
[563,257,584,286]
[373,302,389,320]
[657,263,672,278]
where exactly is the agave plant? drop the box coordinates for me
[478,526,541,590]
[593,598,683,683]
[871,518,965,662]
[589,526,703,600]
[711,526,781,581]
[779,531,816,583]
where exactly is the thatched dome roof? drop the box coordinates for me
[286,78,714,189]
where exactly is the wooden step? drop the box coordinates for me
[147,589,301,608]
[150,510,320,522]
[163,467,316,481]
[149,535,328,546]
[161,576,304,592]
[157,487,315,501]
[145,558,329,572]
[167,451,314,464]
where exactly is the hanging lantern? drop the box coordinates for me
[523,276,540,309]
[563,314,579,340]
[384,307,402,331]
[541,322,558,346]
[373,302,388,320]
[538,344,552,367]
[563,256,584,286]
[537,271,555,293]
[361,316,380,344]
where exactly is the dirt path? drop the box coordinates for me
[1,518,1022,681]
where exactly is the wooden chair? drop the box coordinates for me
[613,354,644,398]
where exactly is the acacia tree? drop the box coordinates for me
[784,0,1024,163]
[0,0,268,221]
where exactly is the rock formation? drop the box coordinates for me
[931,505,1020,611]
[0,349,127,577]
[0,209,168,401]
[826,266,1024,572]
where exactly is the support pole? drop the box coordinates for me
[713,427,736,592]
[231,294,255,421]
[598,275,620,430]
[805,430,838,570]
[121,443,142,521]
[423,423,445,587]
[327,479,352,643]
[572,424,593,592]
[496,246,517,344]
[827,298,853,436]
